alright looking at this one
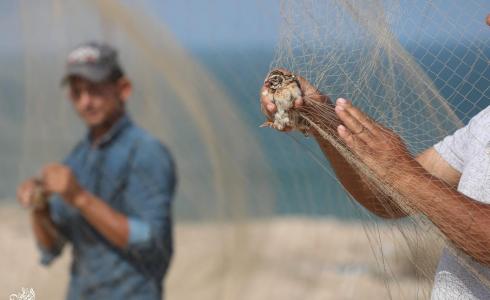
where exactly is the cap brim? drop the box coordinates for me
[61,64,112,86]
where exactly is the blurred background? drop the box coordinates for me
[0,1,488,299]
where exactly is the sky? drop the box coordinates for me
[139,0,281,50]
[0,2,23,54]
[140,0,489,49]
[1,0,488,54]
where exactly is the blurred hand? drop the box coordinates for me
[41,163,83,204]
[260,68,329,131]
[334,98,420,180]
[17,178,47,210]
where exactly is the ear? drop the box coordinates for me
[117,77,132,103]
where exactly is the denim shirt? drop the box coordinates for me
[39,114,177,300]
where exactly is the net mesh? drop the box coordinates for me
[272,0,489,298]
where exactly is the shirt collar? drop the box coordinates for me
[86,114,132,148]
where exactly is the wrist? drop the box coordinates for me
[390,165,431,196]
[61,183,83,204]
[71,189,91,210]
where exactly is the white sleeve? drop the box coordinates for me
[433,106,489,173]
[434,126,470,173]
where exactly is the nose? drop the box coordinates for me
[77,90,93,109]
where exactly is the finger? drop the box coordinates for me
[260,86,276,114]
[260,106,273,122]
[41,168,52,190]
[20,188,32,208]
[293,96,304,108]
[337,125,367,154]
[338,98,377,133]
[335,99,366,134]
[41,164,57,181]
[335,98,377,146]
[24,192,33,208]
[295,76,314,93]
[18,187,26,205]
[337,124,353,147]
[295,77,329,105]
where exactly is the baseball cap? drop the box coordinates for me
[61,41,124,85]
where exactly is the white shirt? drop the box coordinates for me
[432,106,490,299]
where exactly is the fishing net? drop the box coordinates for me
[0,0,488,299]
[271,0,489,299]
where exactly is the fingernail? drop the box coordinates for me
[337,125,347,136]
[337,98,347,105]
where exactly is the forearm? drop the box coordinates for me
[306,103,406,218]
[396,171,490,264]
[72,190,129,248]
[31,206,61,250]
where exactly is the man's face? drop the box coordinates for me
[67,77,127,128]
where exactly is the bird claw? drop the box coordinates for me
[259,121,274,128]
[260,121,285,130]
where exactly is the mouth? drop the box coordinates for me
[82,110,100,120]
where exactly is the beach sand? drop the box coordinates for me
[0,204,435,299]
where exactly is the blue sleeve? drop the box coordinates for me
[38,197,70,266]
[124,139,177,267]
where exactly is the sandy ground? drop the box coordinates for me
[0,204,436,300]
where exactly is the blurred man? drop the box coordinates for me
[17,42,177,299]
[260,16,489,299]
